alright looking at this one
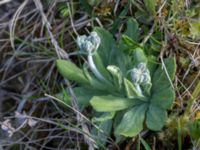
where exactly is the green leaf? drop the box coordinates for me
[92,112,115,122]
[94,27,129,73]
[147,55,158,78]
[111,2,130,33]
[141,82,152,96]
[164,57,176,80]
[144,0,156,14]
[92,119,113,146]
[151,86,175,109]
[124,78,143,98]
[93,53,111,80]
[140,137,151,150]
[56,59,89,84]
[115,104,148,137]
[132,48,148,65]
[152,57,176,92]
[94,27,115,65]
[55,87,105,110]
[90,95,140,112]
[188,119,200,140]
[82,64,112,92]
[122,35,142,50]
[107,65,123,90]
[146,104,167,131]
[125,18,139,42]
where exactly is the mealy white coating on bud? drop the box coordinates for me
[76,31,101,54]
[88,32,101,52]
[130,63,151,85]
[76,32,106,82]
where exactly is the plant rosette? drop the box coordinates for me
[56,19,176,140]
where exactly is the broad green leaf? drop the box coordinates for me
[164,57,176,80]
[124,78,143,98]
[147,55,158,77]
[122,35,142,50]
[94,27,128,70]
[141,82,152,96]
[132,48,148,65]
[90,95,140,112]
[74,87,105,110]
[82,64,115,92]
[107,65,123,90]
[151,86,175,109]
[115,104,148,137]
[144,0,156,14]
[56,87,94,110]
[92,119,113,146]
[94,27,115,65]
[55,87,103,110]
[146,104,167,131]
[93,53,111,80]
[73,87,95,109]
[125,18,139,42]
[152,57,176,92]
[56,59,89,84]
[92,112,115,122]
[113,111,125,131]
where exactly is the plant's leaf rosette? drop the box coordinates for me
[56,24,177,138]
[91,57,176,137]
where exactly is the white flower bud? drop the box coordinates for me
[130,63,151,84]
[76,32,106,82]
[76,32,101,54]
[89,32,101,50]
[131,68,141,83]
[77,35,87,50]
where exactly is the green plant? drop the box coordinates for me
[188,119,200,140]
[56,19,176,140]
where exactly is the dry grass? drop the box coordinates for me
[0,0,199,149]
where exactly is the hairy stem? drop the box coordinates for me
[135,83,143,97]
[88,55,107,82]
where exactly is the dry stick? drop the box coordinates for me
[0,0,12,5]
[10,0,29,51]
[67,2,78,36]
[45,93,98,149]
[141,23,155,46]
[4,0,29,83]
[33,0,69,59]
[33,1,96,148]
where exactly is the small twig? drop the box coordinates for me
[0,0,12,5]
[141,23,155,45]
[33,0,69,59]
[45,93,98,149]
[67,2,78,36]
[10,0,29,50]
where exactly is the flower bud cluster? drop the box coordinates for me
[130,63,151,85]
[77,32,101,54]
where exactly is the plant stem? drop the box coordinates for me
[88,55,107,82]
[135,83,143,97]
